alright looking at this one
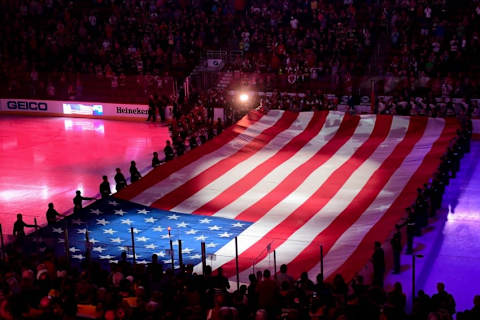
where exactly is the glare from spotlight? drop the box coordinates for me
[239,93,249,103]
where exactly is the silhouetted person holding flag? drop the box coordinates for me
[46,203,65,225]
[73,190,95,214]
[372,241,385,287]
[164,140,174,161]
[114,168,127,191]
[129,161,142,183]
[99,175,111,199]
[13,213,37,240]
[390,225,402,274]
[152,152,161,168]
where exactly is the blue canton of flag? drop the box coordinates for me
[47,197,251,267]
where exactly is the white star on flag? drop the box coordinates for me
[153,226,164,232]
[186,229,198,235]
[137,209,150,215]
[129,228,141,234]
[58,238,65,243]
[155,251,166,257]
[145,217,157,223]
[145,243,157,249]
[206,242,218,248]
[89,238,99,244]
[161,234,170,239]
[113,209,126,216]
[108,201,119,206]
[208,225,221,231]
[195,235,207,241]
[128,254,142,259]
[69,247,80,253]
[96,218,109,226]
[100,255,114,260]
[176,222,188,228]
[109,260,119,264]
[167,214,179,220]
[190,254,202,259]
[93,246,106,253]
[182,248,193,254]
[232,222,245,228]
[118,246,128,251]
[72,219,85,225]
[136,236,149,242]
[137,260,149,264]
[163,259,174,264]
[52,227,63,234]
[72,254,84,260]
[103,228,117,235]
[219,232,232,238]
[77,228,87,234]
[200,218,211,224]
[121,218,133,225]
[90,209,103,215]
[110,237,123,243]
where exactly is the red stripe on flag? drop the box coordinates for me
[193,111,328,216]
[285,117,428,279]
[150,111,299,210]
[221,115,393,276]
[115,111,264,201]
[330,117,458,282]
[234,113,359,223]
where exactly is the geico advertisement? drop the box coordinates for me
[1,99,52,111]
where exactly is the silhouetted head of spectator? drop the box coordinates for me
[280,264,288,274]
[151,254,158,264]
[16,213,22,221]
[48,203,54,209]
[102,175,108,182]
[76,190,81,196]
[205,265,212,276]
[263,269,271,279]
[474,295,480,307]
[437,282,445,293]
[374,241,381,249]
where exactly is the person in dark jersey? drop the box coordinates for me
[164,140,175,161]
[129,161,142,183]
[152,152,161,168]
[114,168,127,191]
[99,175,111,199]
[73,190,96,214]
[46,203,65,225]
[13,213,38,239]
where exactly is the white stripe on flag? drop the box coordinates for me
[316,117,445,279]
[131,110,286,206]
[171,112,315,213]
[199,115,376,272]
[239,116,410,279]
[212,112,345,219]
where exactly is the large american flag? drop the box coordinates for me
[111,110,457,282]
[45,198,251,267]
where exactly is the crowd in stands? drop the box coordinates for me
[382,0,480,97]
[223,0,380,81]
[199,87,479,120]
[1,237,479,320]
[0,0,234,101]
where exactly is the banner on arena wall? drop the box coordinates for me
[0,98,150,121]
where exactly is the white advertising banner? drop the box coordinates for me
[0,98,150,121]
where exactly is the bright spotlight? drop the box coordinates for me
[239,93,249,103]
